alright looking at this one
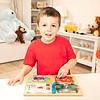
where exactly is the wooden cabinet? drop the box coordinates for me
[22,0,53,30]
[60,32,100,72]
[31,0,52,30]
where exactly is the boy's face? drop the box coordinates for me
[39,15,60,44]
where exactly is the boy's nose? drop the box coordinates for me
[47,26,51,31]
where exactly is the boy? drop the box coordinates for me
[8,7,76,85]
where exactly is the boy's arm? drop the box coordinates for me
[19,65,33,77]
[8,65,33,86]
[57,58,77,78]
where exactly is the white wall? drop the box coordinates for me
[0,0,11,9]
[1,0,100,29]
[22,0,31,29]
[53,0,100,26]
[0,0,30,28]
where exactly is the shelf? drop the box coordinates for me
[31,9,40,12]
[72,45,94,52]
[31,0,52,30]
[31,23,37,25]
[77,59,93,67]
[60,32,100,41]
[59,32,100,72]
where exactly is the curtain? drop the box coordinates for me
[10,0,23,21]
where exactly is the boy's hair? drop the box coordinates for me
[37,7,61,27]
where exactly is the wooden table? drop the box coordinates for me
[0,73,100,100]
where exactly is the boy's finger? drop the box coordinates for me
[19,79,23,84]
[8,79,13,85]
[57,71,61,77]
[11,79,19,86]
[57,72,63,78]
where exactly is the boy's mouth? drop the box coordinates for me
[45,34,52,36]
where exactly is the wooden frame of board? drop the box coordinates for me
[24,75,83,96]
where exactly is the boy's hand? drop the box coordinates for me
[8,75,24,86]
[57,65,70,78]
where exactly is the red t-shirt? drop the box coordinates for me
[24,35,76,75]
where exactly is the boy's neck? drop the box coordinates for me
[41,37,56,44]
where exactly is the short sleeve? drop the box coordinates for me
[65,39,76,60]
[24,43,36,67]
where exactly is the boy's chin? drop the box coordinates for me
[46,37,55,41]
[42,38,55,44]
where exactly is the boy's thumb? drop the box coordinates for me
[19,78,23,84]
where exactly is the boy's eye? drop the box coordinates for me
[52,25,56,27]
[42,24,46,26]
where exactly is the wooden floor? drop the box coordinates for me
[0,60,91,78]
